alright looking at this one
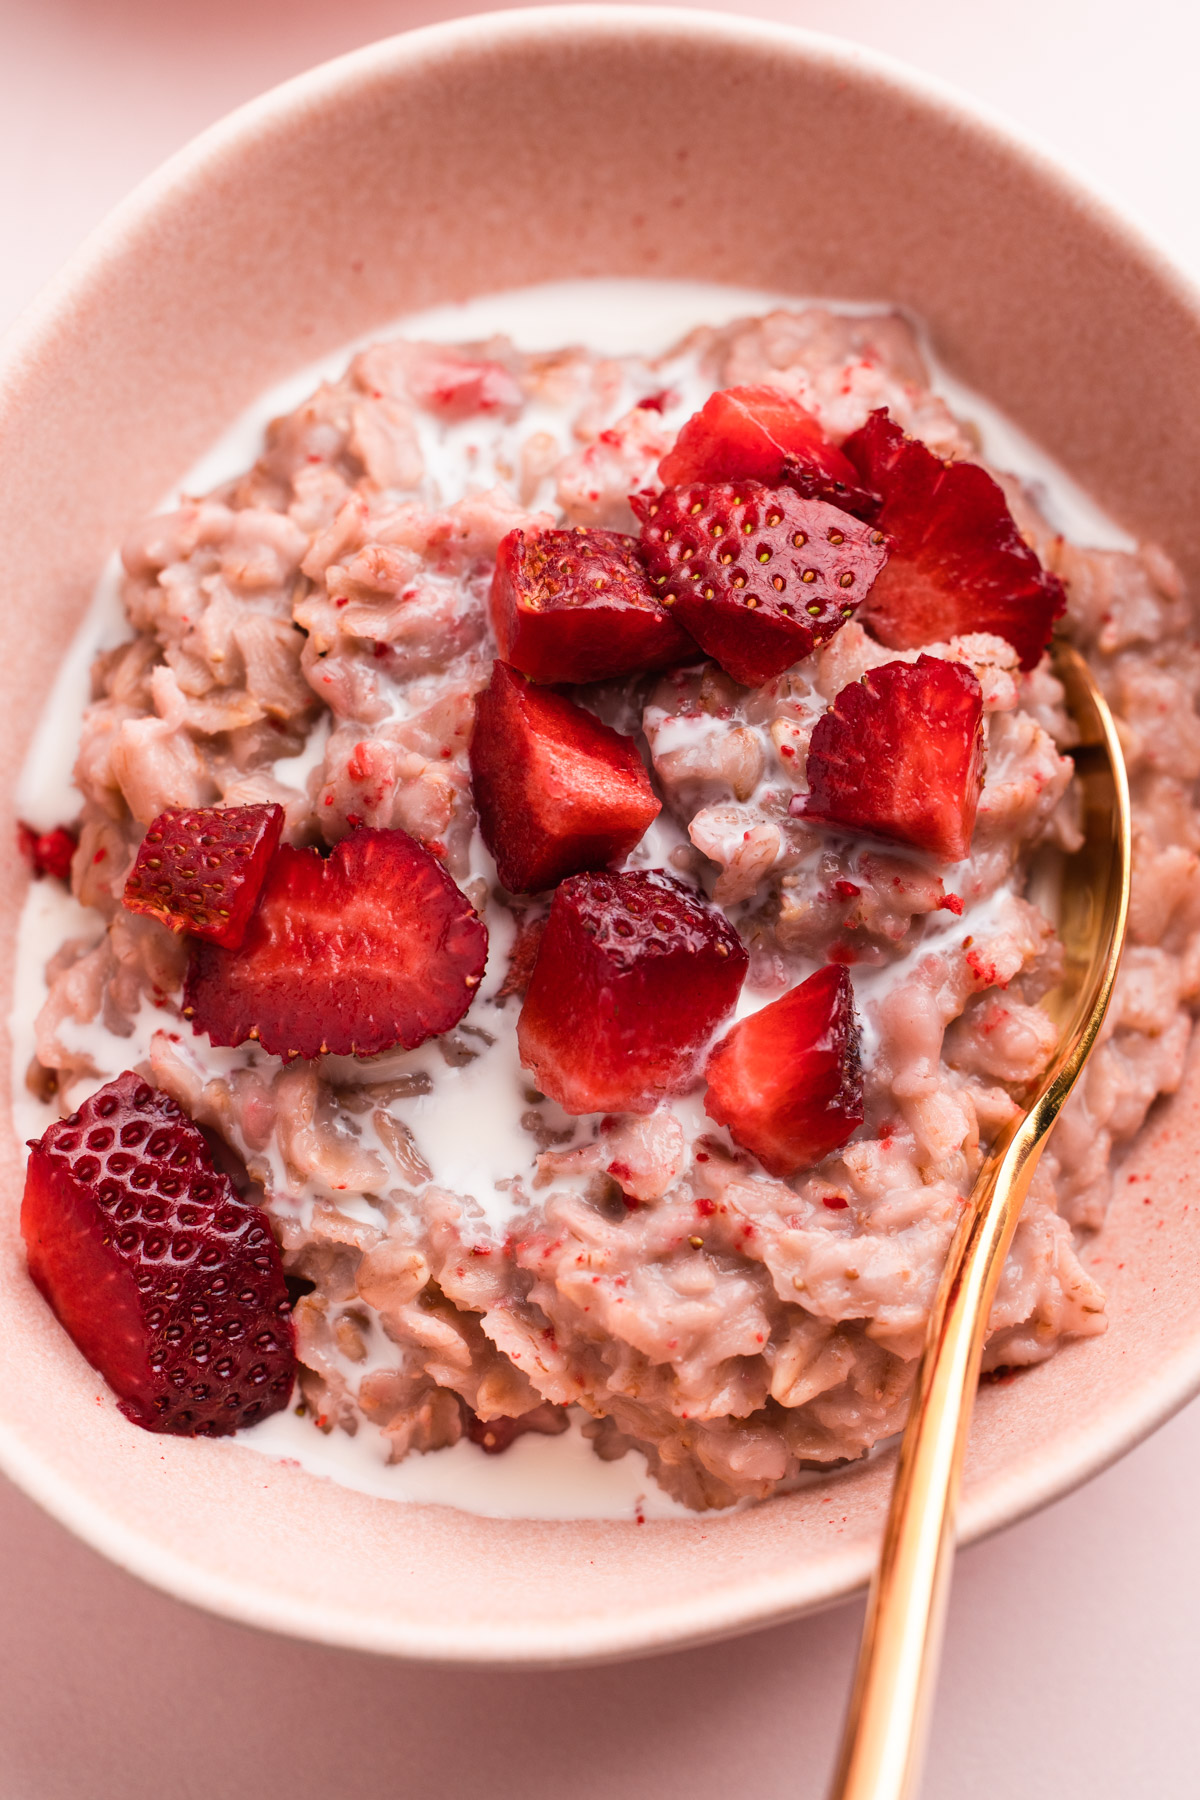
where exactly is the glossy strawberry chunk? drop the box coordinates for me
[184,827,488,1059]
[658,386,881,518]
[841,409,1066,669]
[704,965,863,1175]
[490,527,695,683]
[800,656,985,862]
[517,869,748,1114]
[633,482,889,687]
[22,1071,295,1436]
[123,803,285,948]
[470,662,660,893]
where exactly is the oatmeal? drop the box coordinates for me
[17,292,1198,1513]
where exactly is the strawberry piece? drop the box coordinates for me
[800,656,985,862]
[22,1071,295,1436]
[470,663,661,893]
[184,827,488,1059]
[490,527,695,683]
[841,410,1066,670]
[123,803,285,949]
[632,483,889,687]
[658,386,881,518]
[704,965,863,1176]
[17,820,78,883]
[517,869,748,1114]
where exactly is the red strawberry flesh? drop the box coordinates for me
[470,662,661,893]
[123,803,285,949]
[490,527,695,683]
[658,386,881,519]
[184,826,488,1059]
[18,821,78,883]
[801,655,985,862]
[704,965,863,1175]
[21,1070,295,1436]
[841,409,1065,670]
[632,482,889,687]
[517,869,748,1114]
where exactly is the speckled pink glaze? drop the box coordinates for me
[2,7,1200,1665]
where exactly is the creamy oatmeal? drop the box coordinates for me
[16,284,1196,1514]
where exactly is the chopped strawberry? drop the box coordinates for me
[490,527,695,683]
[658,386,881,518]
[184,827,488,1059]
[470,663,661,893]
[841,410,1066,669]
[17,820,78,883]
[704,965,863,1176]
[22,1071,295,1436]
[800,656,985,862]
[632,482,889,687]
[123,803,285,949]
[518,869,748,1114]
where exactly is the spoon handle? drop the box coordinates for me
[826,1128,1044,1800]
[827,642,1130,1800]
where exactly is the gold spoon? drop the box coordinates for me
[828,640,1131,1800]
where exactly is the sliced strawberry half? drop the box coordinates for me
[800,655,985,862]
[470,662,661,894]
[184,827,488,1059]
[841,409,1065,670]
[517,869,748,1114]
[490,527,695,683]
[704,965,863,1176]
[658,386,881,519]
[632,482,889,687]
[22,1070,295,1436]
[123,803,285,949]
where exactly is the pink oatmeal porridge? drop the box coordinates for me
[16,293,1198,1513]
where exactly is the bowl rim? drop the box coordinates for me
[3,3,1200,1665]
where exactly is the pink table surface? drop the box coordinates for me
[3,2,1198,1794]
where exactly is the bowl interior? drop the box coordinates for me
[3,6,1200,1663]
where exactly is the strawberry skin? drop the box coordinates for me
[841,410,1066,670]
[801,655,985,862]
[22,1071,295,1435]
[632,482,889,687]
[470,662,661,893]
[658,386,881,519]
[184,827,488,1059]
[490,527,695,683]
[704,965,863,1176]
[124,803,285,949]
[517,869,748,1114]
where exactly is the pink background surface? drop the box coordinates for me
[2,1,1198,1793]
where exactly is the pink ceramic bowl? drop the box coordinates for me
[2,5,1200,1665]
